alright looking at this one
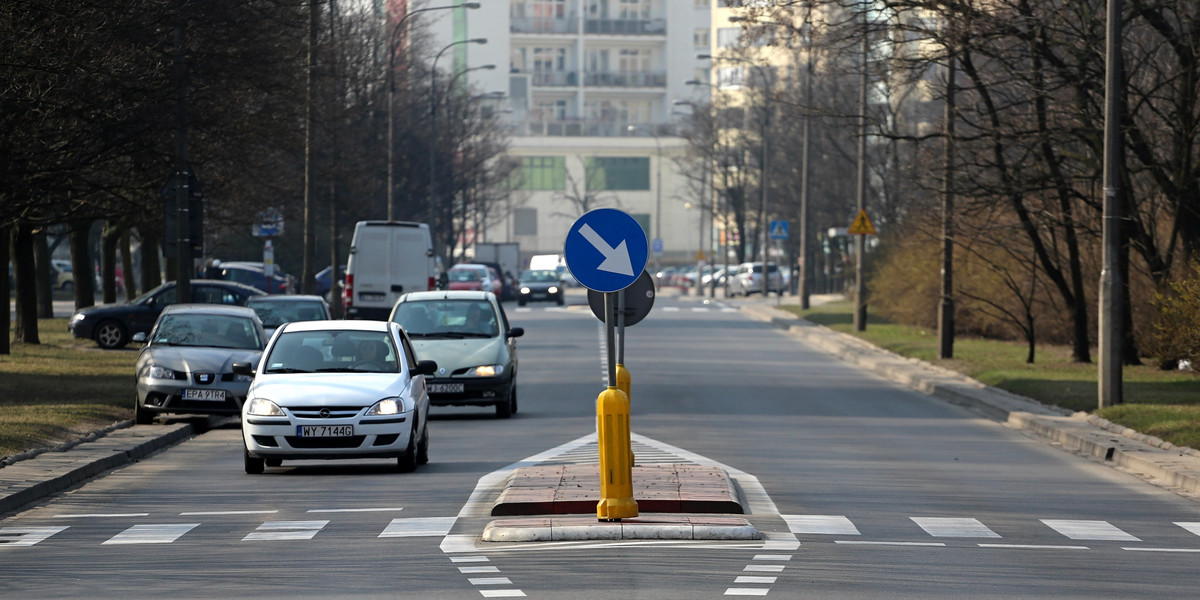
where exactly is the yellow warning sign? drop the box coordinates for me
[694,250,706,261]
[848,209,876,235]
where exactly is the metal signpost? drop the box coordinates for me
[564,208,650,521]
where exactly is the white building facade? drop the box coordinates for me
[424,0,714,268]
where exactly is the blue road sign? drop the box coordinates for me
[564,208,649,293]
[652,238,664,254]
[770,220,789,240]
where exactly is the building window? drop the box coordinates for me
[717,66,745,89]
[514,157,565,190]
[717,27,741,48]
[694,28,710,48]
[586,157,650,191]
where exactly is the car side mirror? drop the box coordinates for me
[507,327,524,339]
[131,332,147,344]
[232,362,256,377]
[413,359,437,376]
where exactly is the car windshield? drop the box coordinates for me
[448,269,480,282]
[520,270,559,283]
[150,314,261,349]
[247,300,326,327]
[263,330,399,374]
[132,283,174,306]
[391,299,498,339]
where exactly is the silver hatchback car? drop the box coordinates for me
[727,262,784,297]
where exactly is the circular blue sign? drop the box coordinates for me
[563,208,649,293]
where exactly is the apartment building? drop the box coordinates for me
[424,0,714,268]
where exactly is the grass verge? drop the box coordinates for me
[781,299,1200,450]
[0,319,135,459]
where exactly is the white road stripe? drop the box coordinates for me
[1041,520,1140,542]
[451,556,490,563]
[479,591,526,598]
[380,517,455,538]
[1123,547,1200,553]
[104,524,198,545]
[979,544,1089,550]
[743,564,785,572]
[180,510,278,516]
[735,576,777,584]
[725,589,770,596]
[911,517,1001,538]
[0,526,69,547]
[469,578,513,585]
[1175,522,1200,536]
[54,513,148,519]
[835,541,946,547]
[459,566,500,574]
[784,515,860,535]
[752,554,792,561]
[308,507,404,513]
[243,520,327,541]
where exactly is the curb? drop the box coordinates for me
[741,302,1200,498]
[482,515,761,543]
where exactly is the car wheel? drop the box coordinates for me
[496,386,514,419]
[61,281,73,292]
[265,459,282,468]
[95,320,128,350]
[510,385,518,415]
[556,295,564,306]
[134,396,154,425]
[244,447,265,474]
[397,423,418,473]
[416,422,429,465]
[518,298,526,307]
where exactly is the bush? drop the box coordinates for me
[1148,260,1200,370]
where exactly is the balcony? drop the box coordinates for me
[583,71,666,88]
[584,18,666,36]
[517,119,680,138]
[511,16,577,35]
[521,70,578,87]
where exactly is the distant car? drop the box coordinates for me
[516,269,564,306]
[246,294,331,340]
[475,261,516,301]
[237,319,434,473]
[314,265,346,299]
[68,279,266,349]
[388,290,523,418]
[219,261,294,294]
[445,264,498,294]
[727,262,784,296]
[133,304,266,425]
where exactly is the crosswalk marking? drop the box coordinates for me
[479,591,526,598]
[725,589,770,597]
[459,566,500,574]
[379,517,455,538]
[911,517,1001,538]
[469,577,513,585]
[243,520,328,541]
[784,515,860,535]
[735,576,777,584]
[1175,522,1200,536]
[0,527,69,547]
[743,564,785,573]
[104,524,198,545]
[1041,520,1140,542]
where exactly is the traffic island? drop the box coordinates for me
[482,514,761,542]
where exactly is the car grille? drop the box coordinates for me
[289,406,365,419]
[285,436,366,449]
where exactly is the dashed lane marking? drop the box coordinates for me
[103,524,198,545]
[912,517,1001,538]
[0,527,68,547]
[380,517,455,538]
[243,520,327,541]
[1041,519,1140,542]
[784,515,860,536]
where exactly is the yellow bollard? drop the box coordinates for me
[596,386,638,521]
[615,363,634,470]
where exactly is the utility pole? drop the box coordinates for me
[173,18,191,304]
[1099,0,1124,407]
[938,36,957,360]
[853,2,869,332]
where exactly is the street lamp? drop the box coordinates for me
[674,99,714,298]
[698,52,772,298]
[429,38,487,219]
[386,2,480,221]
[627,124,662,275]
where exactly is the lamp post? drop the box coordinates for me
[627,124,662,275]
[441,66,495,261]
[698,52,772,298]
[674,99,715,298]
[429,38,487,220]
[386,2,479,222]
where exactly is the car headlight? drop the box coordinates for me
[548,286,558,294]
[366,398,402,416]
[245,398,285,417]
[70,313,86,323]
[471,365,503,377]
[146,364,177,380]
[520,286,531,294]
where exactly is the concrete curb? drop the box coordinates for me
[740,302,1200,497]
[482,515,761,542]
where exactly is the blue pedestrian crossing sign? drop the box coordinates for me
[563,208,649,293]
[769,220,789,240]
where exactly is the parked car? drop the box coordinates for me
[246,294,331,340]
[315,264,346,300]
[727,262,784,296]
[68,279,265,349]
[516,269,564,306]
[445,264,498,294]
[388,290,523,418]
[236,319,434,473]
[219,261,294,294]
[476,261,516,301]
[133,304,266,425]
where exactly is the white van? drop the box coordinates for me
[343,221,437,320]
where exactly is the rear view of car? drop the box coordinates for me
[343,221,437,320]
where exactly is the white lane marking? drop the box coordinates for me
[835,541,946,547]
[911,517,1001,538]
[381,517,455,538]
[451,556,490,563]
[1124,547,1200,553]
[662,307,680,312]
[0,527,69,547]
[479,591,526,598]
[724,589,770,596]
[54,513,148,519]
[691,307,710,312]
[243,520,328,541]
[784,515,860,535]
[103,524,198,545]
[1176,522,1200,536]
[1041,520,1140,542]
[309,507,405,513]
[469,577,513,585]
[979,544,1089,550]
[180,510,278,516]
[752,554,792,561]
[735,576,778,584]
[743,565,785,573]
[459,566,501,574]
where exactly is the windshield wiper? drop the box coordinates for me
[264,367,311,374]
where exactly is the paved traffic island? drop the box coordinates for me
[482,514,761,542]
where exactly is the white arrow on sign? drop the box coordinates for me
[578,224,634,277]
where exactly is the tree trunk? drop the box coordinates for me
[141,229,163,292]
[34,230,54,318]
[70,222,96,309]
[121,229,136,301]
[0,224,10,355]
[101,222,119,304]
[13,224,40,344]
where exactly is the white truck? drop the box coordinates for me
[343,221,437,320]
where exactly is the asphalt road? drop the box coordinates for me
[3,289,1200,598]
